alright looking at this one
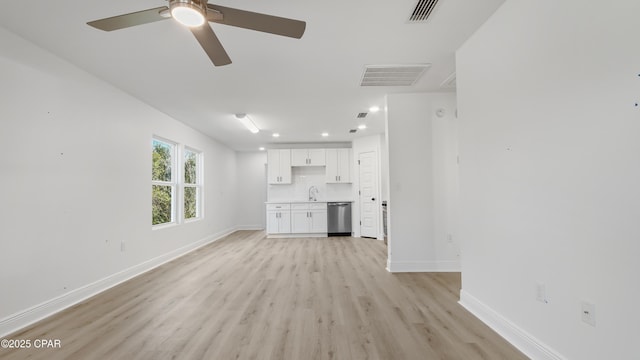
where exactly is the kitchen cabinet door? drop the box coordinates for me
[279,211,291,233]
[307,149,326,166]
[291,149,308,166]
[267,211,291,234]
[336,148,351,183]
[291,149,326,166]
[291,209,310,233]
[325,148,352,183]
[309,209,327,233]
[267,149,292,184]
[267,212,280,233]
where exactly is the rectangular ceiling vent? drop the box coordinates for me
[409,0,440,22]
[360,64,431,86]
[357,112,368,118]
[349,129,358,133]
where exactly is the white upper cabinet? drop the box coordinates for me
[291,149,326,166]
[267,149,292,184]
[325,148,352,183]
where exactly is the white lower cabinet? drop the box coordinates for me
[266,203,291,234]
[267,202,327,235]
[291,203,327,234]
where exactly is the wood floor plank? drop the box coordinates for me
[0,231,528,360]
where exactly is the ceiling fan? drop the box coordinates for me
[87,0,306,66]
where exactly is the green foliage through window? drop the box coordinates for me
[184,187,197,219]
[152,139,174,225]
[152,140,172,182]
[184,150,197,184]
[184,149,199,220]
[152,185,173,225]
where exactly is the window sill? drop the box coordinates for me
[152,222,178,231]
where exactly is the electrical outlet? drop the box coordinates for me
[581,301,596,326]
[536,283,548,303]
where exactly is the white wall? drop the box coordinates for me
[0,27,239,336]
[235,152,267,229]
[385,93,459,272]
[456,0,640,359]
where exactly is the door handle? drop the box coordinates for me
[371,198,376,201]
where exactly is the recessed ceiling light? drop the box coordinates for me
[369,106,380,113]
[321,132,329,137]
[272,133,280,138]
[259,147,265,151]
[358,124,367,130]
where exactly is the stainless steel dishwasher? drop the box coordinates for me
[327,202,352,237]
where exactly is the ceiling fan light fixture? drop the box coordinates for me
[170,0,206,27]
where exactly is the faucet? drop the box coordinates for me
[308,186,319,201]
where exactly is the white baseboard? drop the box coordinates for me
[0,227,238,338]
[386,260,460,272]
[267,233,328,238]
[235,224,265,231]
[459,290,567,360]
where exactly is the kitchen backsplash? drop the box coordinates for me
[267,166,353,201]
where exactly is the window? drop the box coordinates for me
[152,137,203,227]
[183,148,201,220]
[152,138,176,226]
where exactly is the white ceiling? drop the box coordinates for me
[0,0,504,151]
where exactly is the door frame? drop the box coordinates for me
[353,145,383,240]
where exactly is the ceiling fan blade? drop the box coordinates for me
[87,7,169,31]
[190,25,232,66]
[206,4,306,39]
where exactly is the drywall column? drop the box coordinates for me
[456,0,640,358]
[385,93,459,272]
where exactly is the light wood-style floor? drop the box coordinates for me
[1,231,528,360]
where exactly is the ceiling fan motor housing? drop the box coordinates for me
[169,0,208,16]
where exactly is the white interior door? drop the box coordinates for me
[359,151,379,238]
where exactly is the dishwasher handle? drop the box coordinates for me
[328,202,350,206]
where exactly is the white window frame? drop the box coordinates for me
[182,147,203,222]
[152,136,177,228]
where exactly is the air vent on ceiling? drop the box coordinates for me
[349,129,358,133]
[409,0,440,22]
[360,64,431,86]
[357,112,368,118]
